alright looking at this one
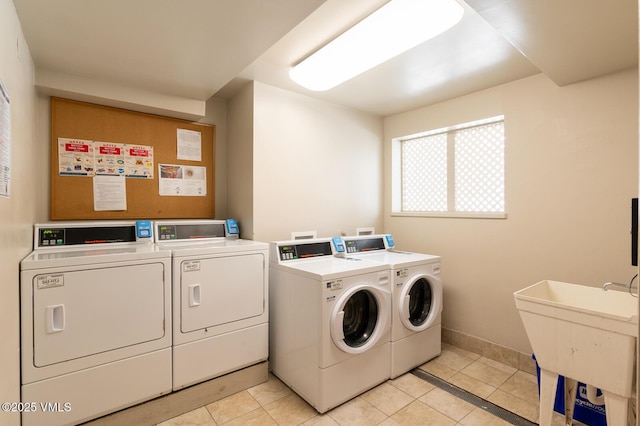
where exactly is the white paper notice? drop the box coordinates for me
[177,128,202,161]
[158,164,206,196]
[0,78,10,198]
[93,175,127,211]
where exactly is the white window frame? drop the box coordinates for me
[391,116,507,219]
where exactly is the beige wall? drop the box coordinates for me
[250,82,384,242]
[384,70,639,354]
[201,96,228,219]
[0,0,38,424]
[227,82,256,238]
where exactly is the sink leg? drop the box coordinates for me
[628,397,636,426]
[602,391,629,426]
[539,369,559,426]
[564,377,578,425]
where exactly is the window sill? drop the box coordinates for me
[391,211,508,219]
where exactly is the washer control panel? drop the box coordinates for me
[343,236,387,254]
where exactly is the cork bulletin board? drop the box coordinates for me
[50,97,215,220]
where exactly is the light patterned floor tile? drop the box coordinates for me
[327,397,387,426]
[418,360,458,380]
[477,356,518,376]
[458,407,512,426]
[498,370,540,403]
[442,343,482,360]
[361,382,414,416]
[224,407,276,426]
[461,359,515,388]
[390,400,456,426]
[248,374,293,406]
[432,347,479,371]
[378,417,402,426]
[156,406,216,426]
[159,345,552,426]
[487,388,539,423]
[205,391,260,424]
[301,414,340,426]
[447,372,496,399]
[389,373,435,399]
[263,392,317,426]
[419,387,475,422]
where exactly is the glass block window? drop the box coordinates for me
[396,117,504,216]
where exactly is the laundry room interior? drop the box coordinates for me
[1,0,639,425]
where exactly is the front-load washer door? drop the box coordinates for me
[180,253,265,333]
[399,275,442,332]
[31,263,166,367]
[330,284,390,354]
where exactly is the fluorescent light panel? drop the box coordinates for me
[289,0,464,91]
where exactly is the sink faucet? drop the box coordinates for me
[602,281,638,291]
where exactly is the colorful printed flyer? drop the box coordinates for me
[59,138,155,179]
[58,138,95,176]
[95,142,125,176]
[125,145,154,178]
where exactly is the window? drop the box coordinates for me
[392,116,505,218]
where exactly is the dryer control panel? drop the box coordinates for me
[35,221,154,249]
[343,236,388,254]
[154,220,226,241]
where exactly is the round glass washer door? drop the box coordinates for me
[399,275,442,332]
[330,284,390,354]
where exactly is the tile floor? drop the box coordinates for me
[156,343,573,425]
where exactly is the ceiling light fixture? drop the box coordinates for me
[289,0,464,91]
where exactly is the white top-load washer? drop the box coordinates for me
[342,234,442,378]
[153,219,269,390]
[269,237,392,413]
[20,221,172,426]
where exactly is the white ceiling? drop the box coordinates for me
[12,0,638,117]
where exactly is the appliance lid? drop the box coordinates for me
[20,244,171,270]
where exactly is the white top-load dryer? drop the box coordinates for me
[20,221,172,426]
[269,237,392,413]
[154,219,269,390]
[342,234,442,378]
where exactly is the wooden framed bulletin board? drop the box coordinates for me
[50,97,215,220]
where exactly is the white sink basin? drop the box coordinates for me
[514,280,638,426]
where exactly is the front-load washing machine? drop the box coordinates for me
[342,234,442,378]
[154,219,269,390]
[20,221,172,426]
[269,237,392,413]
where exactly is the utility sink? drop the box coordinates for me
[514,280,638,426]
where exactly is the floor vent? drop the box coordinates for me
[411,368,538,426]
